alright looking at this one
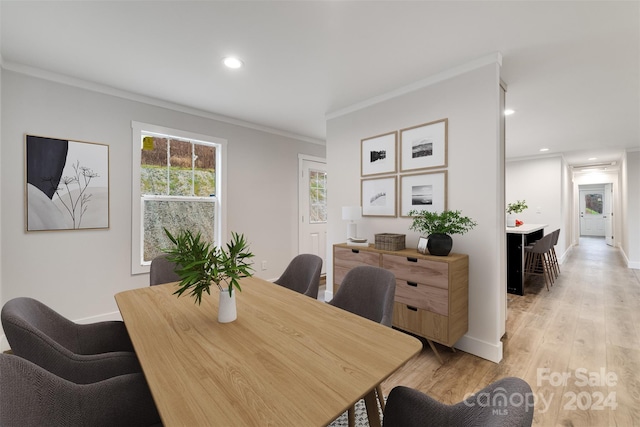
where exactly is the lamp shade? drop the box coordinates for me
[342,206,362,221]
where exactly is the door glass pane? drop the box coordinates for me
[585,194,603,215]
[309,169,327,223]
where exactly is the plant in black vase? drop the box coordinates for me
[408,209,477,256]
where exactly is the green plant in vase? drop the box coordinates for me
[506,200,528,227]
[408,209,477,256]
[163,228,254,307]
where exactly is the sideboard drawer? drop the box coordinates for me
[393,302,449,345]
[334,247,380,268]
[395,280,448,316]
[333,246,381,290]
[382,254,449,290]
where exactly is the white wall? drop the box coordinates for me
[327,61,505,362]
[506,156,568,260]
[623,150,640,267]
[0,70,325,350]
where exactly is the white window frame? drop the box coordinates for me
[131,121,227,275]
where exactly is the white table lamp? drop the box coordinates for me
[342,206,362,239]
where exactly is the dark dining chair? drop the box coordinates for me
[150,254,181,285]
[273,254,323,298]
[1,297,141,384]
[549,228,561,278]
[329,265,395,327]
[328,265,396,426]
[383,377,534,427]
[0,353,161,427]
[524,232,555,291]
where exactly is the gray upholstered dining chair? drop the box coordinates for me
[1,297,141,384]
[328,265,396,426]
[382,377,534,427]
[273,253,323,298]
[0,353,162,427]
[150,254,181,285]
[329,265,395,327]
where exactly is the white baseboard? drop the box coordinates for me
[454,334,503,363]
[323,290,333,302]
[559,244,573,264]
[618,247,640,270]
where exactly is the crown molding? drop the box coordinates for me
[326,52,503,121]
[1,60,325,146]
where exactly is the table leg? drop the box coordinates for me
[364,389,382,427]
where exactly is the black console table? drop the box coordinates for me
[506,224,547,295]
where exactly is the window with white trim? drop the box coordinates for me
[131,122,226,274]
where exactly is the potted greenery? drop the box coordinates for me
[408,209,477,256]
[506,200,528,227]
[163,228,254,323]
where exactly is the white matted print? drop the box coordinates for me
[361,176,397,217]
[26,135,110,231]
[400,171,447,217]
[400,118,447,172]
[361,131,397,176]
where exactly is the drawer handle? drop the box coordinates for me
[351,249,360,254]
[407,257,418,263]
[407,281,418,287]
[407,306,418,312]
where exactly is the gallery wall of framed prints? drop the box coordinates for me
[360,118,448,218]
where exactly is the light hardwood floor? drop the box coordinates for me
[380,237,640,426]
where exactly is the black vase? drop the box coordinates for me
[427,233,453,256]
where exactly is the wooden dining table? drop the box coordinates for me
[115,277,422,426]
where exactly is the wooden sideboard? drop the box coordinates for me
[333,243,469,362]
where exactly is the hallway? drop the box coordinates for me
[382,236,640,426]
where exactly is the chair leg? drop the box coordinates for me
[542,252,554,289]
[551,247,560,277]
[525,252,549,291]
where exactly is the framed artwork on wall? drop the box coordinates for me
[400,118,448,172]
[361,176,397,217]
[361,131,397,177]
[25,134,110,231]
[400,171,447,217]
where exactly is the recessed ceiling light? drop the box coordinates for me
[223,57,243,69]
[504,109,515,116]
[588,157,597,161]
[539,148,549,152]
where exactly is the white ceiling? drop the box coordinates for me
[1,1,638,166]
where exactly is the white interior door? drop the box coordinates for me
[299,156,327,274]
[579,186,606,237]
[604,183,613,246]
